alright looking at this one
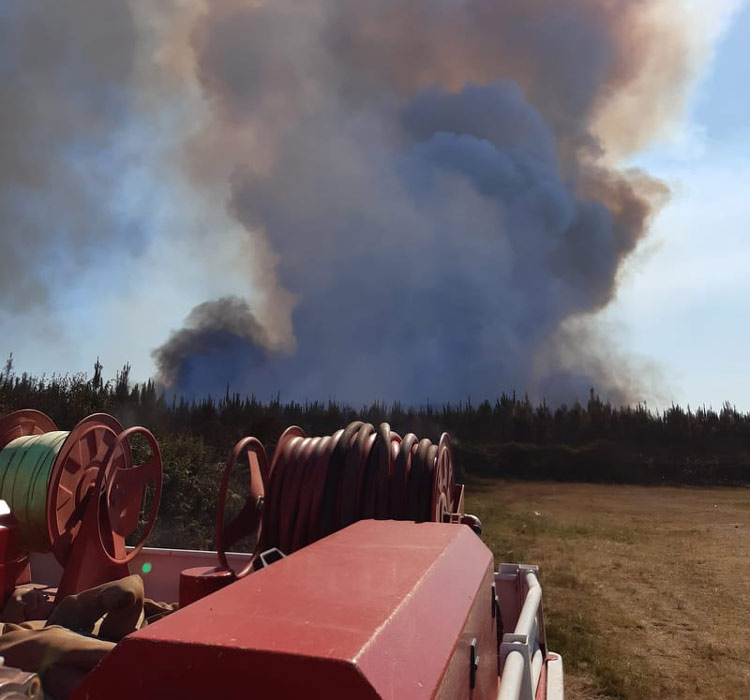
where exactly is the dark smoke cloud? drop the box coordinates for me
[161,0,684,403]
[1,0,711,404]
[153,296,275,394]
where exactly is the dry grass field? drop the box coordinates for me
[466,480,750,700]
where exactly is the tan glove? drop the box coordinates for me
[0,623,114,699]
[143,598,178,624]
[1,585,55,623]
[46,574,145,642]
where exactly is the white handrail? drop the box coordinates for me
[514,572,542,636]
[497,650,525,700]
[497,567,547,700]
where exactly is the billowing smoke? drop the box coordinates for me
[0,1,722,404]
[0,0,136,309]
[153,296,276,390]
[164,0,683,403]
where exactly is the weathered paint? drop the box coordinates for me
[74,520,498,699]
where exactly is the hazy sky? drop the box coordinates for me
[1,0,749,410]
[605,0,750,410]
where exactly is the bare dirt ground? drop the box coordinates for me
[466,480,750,699]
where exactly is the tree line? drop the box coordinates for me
[2,356,748,487]
[2,357,747,549]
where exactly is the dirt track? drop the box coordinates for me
[467,480,750,699]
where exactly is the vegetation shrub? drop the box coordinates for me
[1,355,748,547]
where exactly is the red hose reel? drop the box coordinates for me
[179,437,268,606]
[180,421,469,607]
[0,410,162,602]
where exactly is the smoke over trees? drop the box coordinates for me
[0,1,720,404]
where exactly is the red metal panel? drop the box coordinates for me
[178,565,235,607]
[433,564,497,700]
[0,507,30,606]
[74,520,497,699]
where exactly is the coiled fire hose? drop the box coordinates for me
[0,431,69,552]
[258,421,457,555]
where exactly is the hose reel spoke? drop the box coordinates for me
[98,426,162,565]
[108,456,159,537]
[216,436,269,577]
[220,498,258,550]
[48,417,123,565]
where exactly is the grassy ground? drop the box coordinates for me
[465,480,750,700]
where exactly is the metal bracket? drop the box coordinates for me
[0,660,42,700]
[469,638,479,690]
[500,634,534,698]
[444,511,482,535]
[252,547,286,571]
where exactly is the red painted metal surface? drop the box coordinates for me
[215,436,268,576]
[74,521,498,700]
[0,410,57,450]
[0,411,165,601]
[56,425,162,600]
[0,506,30,607]
[534,656,548,700]
[47,415,124,566]
[433,433,455,522]
[179,565,235,608]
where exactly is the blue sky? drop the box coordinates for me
[604,0,750,409]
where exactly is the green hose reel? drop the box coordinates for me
[0,431,69,551]
[0,409,163,600]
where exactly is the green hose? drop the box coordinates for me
[0,432,69,551]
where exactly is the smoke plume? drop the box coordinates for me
[153,296,276,390]
[0,0,136,309]
[0,1,721,404]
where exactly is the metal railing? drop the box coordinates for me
[497,566,549,700]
